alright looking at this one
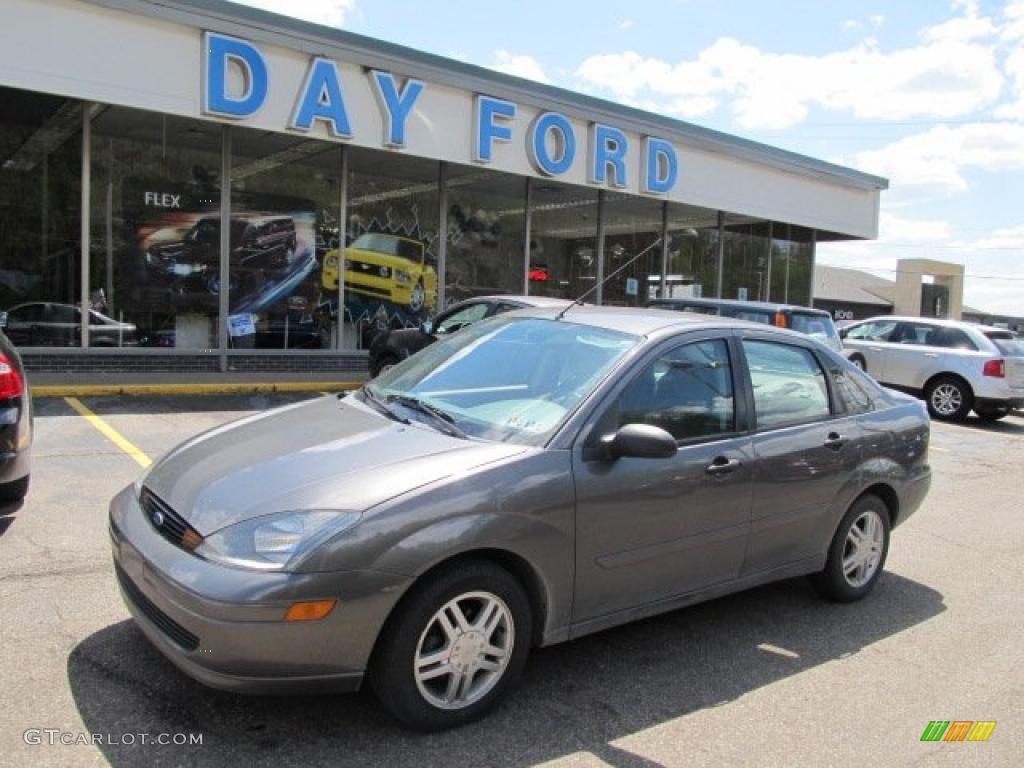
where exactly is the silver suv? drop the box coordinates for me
[840,316,1024,421]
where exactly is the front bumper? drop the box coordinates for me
[108,486,412,695]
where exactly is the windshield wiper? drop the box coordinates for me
[386,395,467,439]
[360,386,409,424]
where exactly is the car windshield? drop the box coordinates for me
[985,331,1024,356]
[790,313,843,352]
[351,234,421,262]
[367,316,639,445]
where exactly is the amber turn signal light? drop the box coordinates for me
[284,599,337,622]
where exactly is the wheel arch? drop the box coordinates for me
[922,370,973,400]
[856,483,900,527]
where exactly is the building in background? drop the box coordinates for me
[0,0,887,376]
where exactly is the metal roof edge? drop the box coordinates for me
[81,0,889,193]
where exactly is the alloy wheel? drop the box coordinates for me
[842,509,884,588]
[414,591,514,710]
[930,383,962,417]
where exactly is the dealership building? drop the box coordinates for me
[0,0,888,376]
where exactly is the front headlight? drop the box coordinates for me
[394,269,411,283]
[194,509,360,571]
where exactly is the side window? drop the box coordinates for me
[892,322,939,346]
[9,305,43,322]
[743,340,831,429]
[493,302,524,315]
[435,303,489,334]
[830,366,874,414]
[614,339,735,441]
[49,304,79,324]
[929,328,977,350]
[847,320,897,341]
[734,311,772,324]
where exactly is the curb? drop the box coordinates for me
[31,381,364,398]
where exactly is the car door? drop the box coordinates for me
[883,321,943,390]
[739,336,864,576]
[842,319,899,380]
[572,333,754,622]
[3,304,43,346]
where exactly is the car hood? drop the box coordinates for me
[142,394,527,535]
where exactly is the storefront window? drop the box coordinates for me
[721,215,772,302]
[768,224,814,306]
[345,148,439,349]
[663,203,721,301]
[228,128,342,349]
[528,182,598,301]
[0,86,82,347]
[90,106,221,348]
[602,194,664,307]
[445,166,526,302]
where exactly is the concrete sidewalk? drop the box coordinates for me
[28,370,368,397]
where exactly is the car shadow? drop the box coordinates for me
[0,497,24,536]
[947,413,1024,435]
[68,572,945,768]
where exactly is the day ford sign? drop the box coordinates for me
[201,32,679,195]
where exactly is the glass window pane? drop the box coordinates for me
[744,340,830,428]
[830,365,874,414]
[446,166,526,301]
[721,216,771,302]
[527,181,597,301]
[0,86,82,347]
[659,203,720,302]
[435,302,488,333]
[90,106,221,349]
[227,128,343,349]
[602,193,664,307]
[616,339,734,440]
[343,148,439,349]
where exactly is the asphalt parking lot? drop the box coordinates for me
[1,394,1022,768]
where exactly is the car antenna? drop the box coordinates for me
[554,237,664,321]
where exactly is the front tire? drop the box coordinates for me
[924,375,973,420]
[408,280,426,313]
[811,494,890,602]
[369,561,532,731]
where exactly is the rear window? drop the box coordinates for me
[790,313,842,352]
[985,332,1024,356]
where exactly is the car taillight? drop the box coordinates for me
[0,354,24,398]
[983,359,1005,378]
[774,311,788,328]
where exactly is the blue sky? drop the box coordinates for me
[233,0,1024,314]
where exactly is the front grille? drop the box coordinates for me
[348,260,390,278]
[115,563,199,651]
[140,488,201,551]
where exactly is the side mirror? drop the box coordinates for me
[420,321,434,335]
[0,312,7,329]
[600,423,677,460]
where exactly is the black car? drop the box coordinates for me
[646,297,843,353]
[2,302,138,347]
[368,295,571,377]
[0,323,31,502]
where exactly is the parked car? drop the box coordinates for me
[646,298,843,353]
[0,323,31,502]
[110,306,931,730]
[144,215,298,298]
[368,294,571,377]
[322,233,437,313]
[839,316,1024,421]
[2,302,137,347]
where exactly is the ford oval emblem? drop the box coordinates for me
[152,510,165,527]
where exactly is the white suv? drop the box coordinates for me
[839,316,1024,421]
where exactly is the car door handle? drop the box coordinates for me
[824,432,847,450]
[706,456,741,476]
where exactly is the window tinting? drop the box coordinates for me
[929,327,977,350]
[985,332,1024,356]
[846,320,897,342]
[615,339,735,441]
[744,340,830,429]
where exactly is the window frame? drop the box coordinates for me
[580,330,750,457]
[736,333,839,433]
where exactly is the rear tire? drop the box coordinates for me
[975,407,1008,422]
[369,561,532,732]
[848,354,866,371]
[0,475,29,504]
[924,375,973,421]
[811,494,890,602]
[371,353,400,378]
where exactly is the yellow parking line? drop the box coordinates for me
[64,397,152,468]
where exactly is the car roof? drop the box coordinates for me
[854,315,1007,334]
[469,294,573,308]
[649,297,830,315]
[510,303,801,339]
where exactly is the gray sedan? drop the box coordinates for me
[109,306,932,730]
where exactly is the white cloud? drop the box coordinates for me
[842,20,861,31]
[879,212,951,241]
[870,14,886,27]
[574,4,1006,130]
[955,223,1024,249]
[619,20,634,29]
[489,50,550,84]
[227,0,355,27]
[853,122,1024,192]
